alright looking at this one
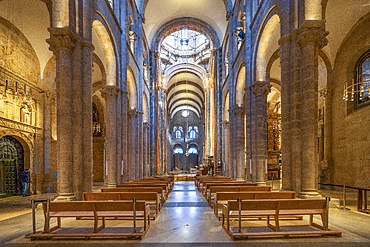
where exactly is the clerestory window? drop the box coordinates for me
[355,50,370,107]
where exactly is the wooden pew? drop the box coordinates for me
[134,178,174,190]
[101,187,166,204]
[221,198,342,239]
[213,191,294,217]
[194,175,232,188]
[117,184,169,198]
[121,181,171,193]
[83,192,161,219]
[129,178,172,187]
[202,181,257,198]
[196,176,234,190]
[31,200,150,240]
[207,186,272,206]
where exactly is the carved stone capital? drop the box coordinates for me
[101,85,120,100]
[231,105,245,115]
[143,122,150,129]
[128,108,139,118]
[278,30,298,46]
[47,28,75,54]
[252,81,271,98]
[297,21,329,49]
[222,120,230,126]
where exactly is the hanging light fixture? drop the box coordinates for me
[185,68,190,157]
[343,78,370,101]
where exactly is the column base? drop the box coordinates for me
[299,190,322,198]
[55,193,76,201]
[107,183,117,188]
[256,181,267,186]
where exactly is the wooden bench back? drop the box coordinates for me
[216,191,295,201]
[227,199,278,211]
[83,192,158,201]
[93,200,146,211]
[117,184,167,190]
[204,182,256,190]
[83,192,121,201]
[101,187,163,194]
[210,186,271,194]
[240,186,271,192]
[226,198,326,212]
[278,199,326,211]
[42,201,95,213]
[254,191,295,199]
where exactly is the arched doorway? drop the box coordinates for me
[173,144,184,171]
[0,136,25,196]
[187,143,199,171]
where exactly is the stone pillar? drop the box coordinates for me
[47,28,76,200]
[143,122,150,177]
[297,21,328,197]
[231,105,245,180]
[128,108,139,180]
[121,91,129,182]
[222,121,230,177]
[116,91,123,183]
[42,91,54,192]
[80,40,94,194]
[279,32,294,191]
[286,31,303,192]
[251,81,270,186]
[101,86,119,187]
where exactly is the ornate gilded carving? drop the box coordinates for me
[0,117,38,134]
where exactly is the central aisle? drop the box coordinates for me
[141,181,231,243]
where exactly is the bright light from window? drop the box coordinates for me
[174,147,184,154]
[182,110,189,117]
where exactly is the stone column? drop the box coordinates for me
[222,121,230,177]
[143,122,150,177]
[297,21,328,197]
[80,40,94,194]
[116,91,123,183]
[231,105,245,180]
[101,86,119,187]
[121,91,129,182]
[47,28,76,200]
[128,108,139,180]
[42,91,54,192]
[278,33,293,191]
[251,81,270,186]
[287,31,304,192]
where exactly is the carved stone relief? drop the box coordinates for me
[0,18,40,83]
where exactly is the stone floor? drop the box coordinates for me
[0,181,369,247]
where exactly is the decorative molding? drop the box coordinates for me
[297,21,329,49]
[100,85,121,99]
[47,28,75,54]
[251,81,271,99]
[231,105,244,115]
[128,108,140,118]
[0,116,41,134]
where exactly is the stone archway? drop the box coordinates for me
[0,136,25,196]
